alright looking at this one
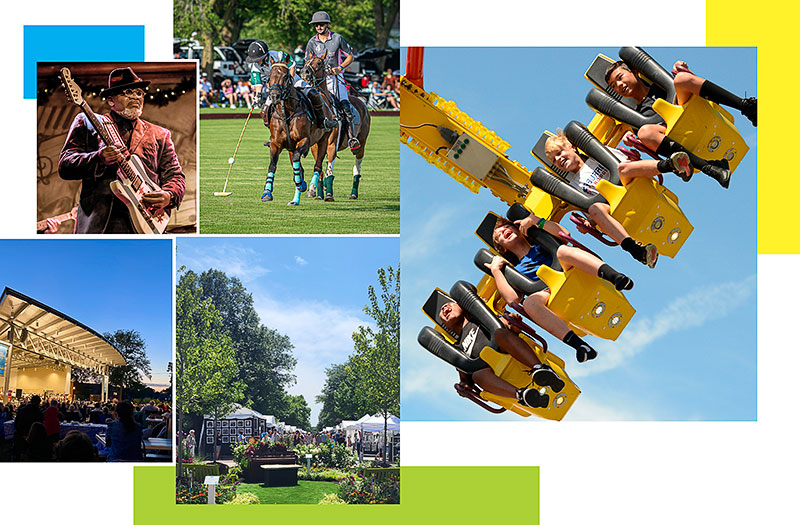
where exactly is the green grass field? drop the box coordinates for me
[236,481,337,504]
[199,115,399,233]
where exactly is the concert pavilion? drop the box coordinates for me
[0,287,125,403]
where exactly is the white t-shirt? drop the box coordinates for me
[568,148,627,197]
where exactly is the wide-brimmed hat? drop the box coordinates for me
[309,11,331,25]
[100,67,151,98]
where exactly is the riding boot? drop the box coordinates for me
[308,89,336,130]
[339,100,361,151]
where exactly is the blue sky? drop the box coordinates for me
[177,236,399,427]
[401,47,757,421]
[0,239,173,388]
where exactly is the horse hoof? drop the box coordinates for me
[349,194,358,200]
[306,189,316,198]
[261,191,273,202]
[287,201,300,206]
[325,194,335,202]
[314,195,323,200]
[263,141,270,147]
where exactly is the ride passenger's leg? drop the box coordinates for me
[588,202,658,268]
[673,72,757,126]
[521,290,598,363]
[471,368,549,408]
[494,328,565,391]
[555,245,633,291]
[639,124,731,188]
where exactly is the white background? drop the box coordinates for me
[2,1,793,524]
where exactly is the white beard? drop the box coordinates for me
[116,106,142,120]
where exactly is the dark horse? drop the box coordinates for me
[261,62,335,206]
[301,54,371,200]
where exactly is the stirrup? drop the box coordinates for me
[348,137,361,151]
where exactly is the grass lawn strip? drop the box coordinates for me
[236,480,337,504]
[199,115,399,234]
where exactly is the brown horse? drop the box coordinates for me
[261,62,335,206]
[301,54,371,200]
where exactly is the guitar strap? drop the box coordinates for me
[100,114,126,149]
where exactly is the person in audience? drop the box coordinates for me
[106,401,143,462]
[56,430,96,462]
[25,422,54,461]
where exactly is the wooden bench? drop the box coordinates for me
[260,464,302,487]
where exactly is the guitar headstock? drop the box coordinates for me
[59,67,84,106]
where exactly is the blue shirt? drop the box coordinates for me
[515,244,553,281]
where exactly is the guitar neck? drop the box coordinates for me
[36,208,77,232]
[78,101,117,148]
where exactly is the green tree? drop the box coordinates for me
[196,269,297,418]
[175,0,399,60]
[282,394,311,430]
[105,329,152,400]
[350,266,400,451]
[176,269,245,471]
[316,358,365,429]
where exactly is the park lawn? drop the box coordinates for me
[236,480,338,504]
[198,115,399,234]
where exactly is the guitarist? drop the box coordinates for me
[58,67,186,233]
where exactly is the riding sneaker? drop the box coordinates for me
[741,97,757,127]
[529,364,565,392]
[701,158,731,189]
[632,241,659,269]
[575,343,599,363]
[516,387,550,409]
[669,151,693,182]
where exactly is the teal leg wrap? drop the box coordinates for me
[351,175,361,198]
[292,161,307,192]
[261,173,274,201]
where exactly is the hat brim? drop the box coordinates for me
[309,20,330,25]
[100,80,151,98]
[245,54,267,64]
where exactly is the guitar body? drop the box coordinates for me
[109,153,170,234]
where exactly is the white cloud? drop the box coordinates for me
[181,244,270,282]
[402,205,473,262]
[294,256,308,266]
[571,275,756,378]
[253,292,372,426]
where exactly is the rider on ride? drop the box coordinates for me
[246,40,335,130]
[305,11,361,150]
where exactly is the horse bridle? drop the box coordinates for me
[268,63,294,103]
[301,58,330,89]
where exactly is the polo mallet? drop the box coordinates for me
[214,106,255,196]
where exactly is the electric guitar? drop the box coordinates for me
[36,206,77,233]
[59,67,169,234]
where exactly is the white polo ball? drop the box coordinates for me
[228,157,236,164]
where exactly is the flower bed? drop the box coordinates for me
[337,473,400,504]
[176,474,239,504]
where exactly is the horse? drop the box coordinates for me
[301,54,371,200]
[262,62,334,206]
